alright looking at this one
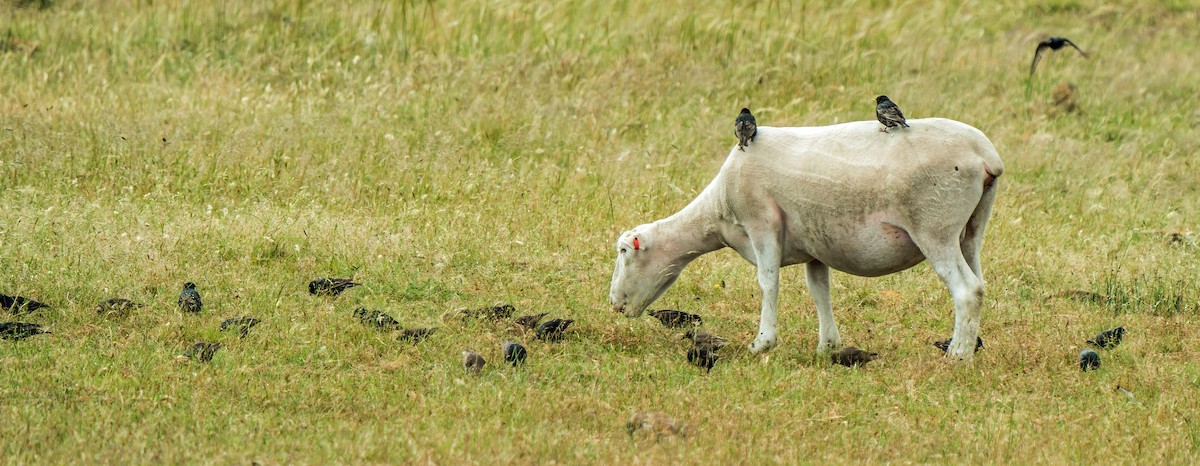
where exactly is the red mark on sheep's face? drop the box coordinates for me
[633,237,640,250]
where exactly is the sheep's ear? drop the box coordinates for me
[633,237,641,250]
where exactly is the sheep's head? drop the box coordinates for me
[609,226,680,317]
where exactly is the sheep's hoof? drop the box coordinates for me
[945,344,976,362]
[749,336,778,354]
[816,339,843,353]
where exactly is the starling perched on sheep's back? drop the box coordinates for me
[535,318,574,341]
[308,277,360,296]
[0,322,49,340]
[1087,326,1125,349]
[0,294,50,315]
[734,108,757,151]
[398,327,438,344]
[648,309,703,328]
[831,346,880,367]
[462,349,486,375]
[177,282,202,313]
[933,336,985,353]
[514,312,550,331]
[682,329,729,350]
[220,317,261,338]
[1030,36,1089,77]
[1079,349,1100,371]
[503,341,527,366]
[354,307,400,330]
[96,298,144,316]
[626,412,688,438]
[875,96,909,132]
[687,347,719,372]
[184,342,222,362]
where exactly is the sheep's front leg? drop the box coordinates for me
[806,261,841,351]
[748,231,783,354]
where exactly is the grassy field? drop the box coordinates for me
[2,0,1199,463]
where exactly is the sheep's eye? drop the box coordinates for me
[619,248,627,254]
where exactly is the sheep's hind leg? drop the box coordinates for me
[916,233,984,360]
[806,261,841,351]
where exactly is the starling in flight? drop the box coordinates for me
[1030,36,1089,77]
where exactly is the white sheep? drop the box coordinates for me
[609,118,1003,359]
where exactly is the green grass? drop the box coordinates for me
[2,0,1199,463]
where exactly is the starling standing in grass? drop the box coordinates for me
[1079,349,1101,371]
[183,342,222,362]
[514,312,550,331]
[1030,36,1089,77]
[454,304,517,320]
[220,317,261,338]
[177,282,202,314]
[480,304,517,320]
[831,346,880,367]
[647,309,703,328]
[681,329,730,351]
[0,294,49,314]
[354,307,401,330]
[535,318,574,341]
[503,341,527,366]
[398,327,438,344]
[96,298,144,317]
[462,349,486,375]
[1087,326,1125,349]
[687,347,719,372]
[875,95,909,132]
[933,336,985,353]
[0,322,49,340]
[734,108,757,151]
[308,277,360,296]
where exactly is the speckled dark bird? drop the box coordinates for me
[831,346,880,367]
[1087,326,1125,349]
[687,347,719,372]
[354,307,400,330]
[933,336,985,353]
[1030,36,1089,77]
[681,329,729,350]
[648,309,703,328]
[456,304,517,320]
[462,349,486,375]
[0,322,49,340]
[398,327,438,343]
[308,277,360,296]
[0,294,50,315]
[535,318,574,341]
[514,312,550,331]
[1079,349,1100,371]
[96,298,144,316]
[183,342,222,362]
[503,341,527,366]
[480,304,517,319]
[220,317,261,338]
[734,108,757,151]
[875,95,909,132]
[177,282,202,313]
